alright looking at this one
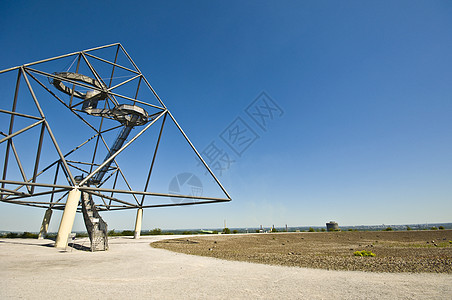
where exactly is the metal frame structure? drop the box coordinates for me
[0,43,231,214]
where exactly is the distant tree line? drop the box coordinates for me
[1,225,449,239]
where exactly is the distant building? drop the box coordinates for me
[326,221,339,231]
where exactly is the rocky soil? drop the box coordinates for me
[152,230,452,273]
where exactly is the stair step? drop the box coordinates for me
[81,191,108,251]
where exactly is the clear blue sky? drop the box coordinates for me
[0,1,451,231]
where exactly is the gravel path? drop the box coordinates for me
[1,236,451,299]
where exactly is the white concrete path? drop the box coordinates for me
[1,236,450,299]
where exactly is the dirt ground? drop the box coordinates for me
[152,230,452,273]
[1,235,451,299]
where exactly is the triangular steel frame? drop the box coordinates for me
[0,43,231,212]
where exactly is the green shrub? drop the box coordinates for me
[20,232,38,239]
[439,226,445,230]
[223,228,230,234]
[45,233,56,240]
[149,228,162,235]
[321,228,326,232]
[6,232,18,238]
[406,226,412,231]
[108,230,128,236]
[121,230,134,236]
[2,232,39,239]
[431,226,438,230]
[232,230,238,234]
[308,227,315,232]
[354,250,376,257]
[384,227,393,231]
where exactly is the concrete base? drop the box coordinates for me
[38,208,53,239]
[133,208,143,239]
[55,189,81,248]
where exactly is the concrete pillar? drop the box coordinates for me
[55,188,81,248]
[38,208,53,239]
[134,208,143,239]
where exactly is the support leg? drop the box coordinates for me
[55,189,81,248]
[38,208,52,239]
[134,208,143,239]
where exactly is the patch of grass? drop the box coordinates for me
[354,250,376,257]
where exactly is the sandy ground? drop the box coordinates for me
[1,236,451,299]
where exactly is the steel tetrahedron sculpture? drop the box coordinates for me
[0,43,231,250]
